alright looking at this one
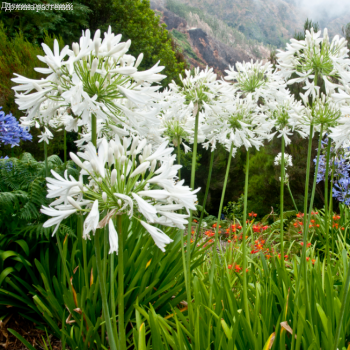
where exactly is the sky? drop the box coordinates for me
[295,0,350,20]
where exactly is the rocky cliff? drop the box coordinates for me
[151,0,270,76]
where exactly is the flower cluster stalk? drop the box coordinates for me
[193,149,215,250]
[324,138,332,263]
[287,183,298,212]
[94,230,118,350]
[117,215,126,349]
[44,141,49,178]
[301,124,314,322]
[64,129,67,163]
[280,137,285,261]
[242,150,250,323]
[185,104,200,325]
[209,144,233,303]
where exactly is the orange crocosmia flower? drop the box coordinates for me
[193,219,197,223]
[316,224,320,228]
[234,265,242,272]
[307,242,311,247]
[312,259,316,265]
[228,264,233,269]
[266,254,271,259]
[300,242,304,246]
[284,255,288,259]
[341,227,345,230]
[228,240,232,243]
[306,257,310,262]
[208,239,213,243]
[311,219,315,223]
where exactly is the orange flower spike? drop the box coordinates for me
[311,219,315,223]
[307,242,311,247]
[228,264,233,270]
[312,259,316,265]
[228,240,232,243]
[341,227,345,230]
[306,257,310,262]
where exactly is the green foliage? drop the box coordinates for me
[0,22,45,118]
[171,30,202,62]
[294,18,320,40]
[0,0,91,46]
[223,194,244,222]
[0,153,78,237]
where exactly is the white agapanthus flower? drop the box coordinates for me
[274,152,293,168]
[38,126,54,144]
[40,136,199,253]
[205,95,270,152]
[293,93,341,132]
[277,28,350,93]
[12,26,166,140]
[224,60,289,103]
[259,95,309,145]
[167,66,228,149]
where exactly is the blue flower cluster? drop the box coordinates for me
[0,107,32,147]
[314,138,350,205]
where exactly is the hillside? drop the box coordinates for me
[165,0,350,48]
[151,0,270,76]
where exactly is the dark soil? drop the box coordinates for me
[0,314,62,350]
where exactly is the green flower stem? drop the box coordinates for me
[242,149,250,324]
[209,144,234,304]
[44,141,49,178]
[92,114,97,147]
[78,214,89,289]
[287,183,298,212]
[280,136,285,261]
[330,160,335,256]
[193,149,215,251]
[110,232,118,341]
[186,103,200,326]
[64,129,67,163]
[177,143,181,181]
[333,258,350,350]
[308,124,324,219]
[117,215,126,349]
[94,229,118,350]
[301,124,314,323]
[324,138,332,263]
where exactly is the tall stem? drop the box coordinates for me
[242,149,250,323]
[301,124,314,323]
[44,141,49,178]
[330,160,335,256]
[324,138,332,263]
[333,259,350,350]
[94,229,118,350]
[280,137,285,260]
[91,114,97,147]
[287,183,298,212]
[177,143,181,181]
[185,103,200,325]
[209,144,233,303]
[64,129,67,163]
[193,149,215,250]
[117,215,126,349]
[308,124,324,219]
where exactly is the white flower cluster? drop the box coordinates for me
[41,136,199,253]
[12,26,166,142]
[274,152,293,168]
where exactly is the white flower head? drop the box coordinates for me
[41,136,199,252]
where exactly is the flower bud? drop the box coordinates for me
[90,58,98,77]
[130,136,139,154]
[120,155,127,165]
[67,196,82,210]
[111,169,117,186]
[94,39,101,55]
[96,178,102,183]
[118,199,122,207]
[72,42,79,56]
[102,192,107,202]
[118,144,124,156]
[95,81,100,89]
[114,145,120,160]
[130,161,150,178]
[135,53,143,68]
[90,159,99,173]
[139,155,143,163]
[120,175,125,182]
[108,148,114,167]
[150,159,157,173]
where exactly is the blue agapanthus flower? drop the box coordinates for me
[0,107,32,147]
[314,137,350,205]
